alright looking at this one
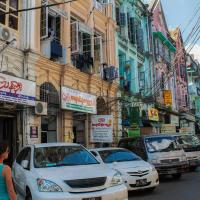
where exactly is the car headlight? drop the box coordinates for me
[37,179,63,192]
[110,172,123,187]
[150,165,157,172]
[180,156,187,162]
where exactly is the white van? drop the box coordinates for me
[119,135,189,179]
[174,134,200,170]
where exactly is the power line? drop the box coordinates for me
[0,0,78,15]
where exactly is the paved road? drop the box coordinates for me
[129,171,200,200]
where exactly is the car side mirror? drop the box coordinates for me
[21,160,29,169]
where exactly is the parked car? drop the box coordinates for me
[89,148,159,192]
[118,135,189,179]
[12,143,128,200]
[173,134,200,170]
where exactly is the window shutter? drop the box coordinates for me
[139,72,145,89]
[41,0,48,39]
[116,7,120,25]
[71,22,79,53]
[94,36,103,74]
[137,28,144,51]
[130,17,135,44]
[120,13,126,27]
[56,16,61,41]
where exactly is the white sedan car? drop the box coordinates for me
[12,143,128,200]
[90,148,159,191]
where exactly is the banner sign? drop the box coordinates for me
[163,90,172,106]
[0,73,36,106]
[148,108,159,121]
[61,87,97,114]
[170,115,179,126]
[91,115,113,143]
[161,124,176,133]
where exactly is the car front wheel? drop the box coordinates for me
[25,189,32,200]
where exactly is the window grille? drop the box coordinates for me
[40,82,59,106]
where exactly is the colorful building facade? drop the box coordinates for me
[115,0,155,136]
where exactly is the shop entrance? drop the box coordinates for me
[0,115,17,166]
[73,112,86,146]
[40,82,59,143]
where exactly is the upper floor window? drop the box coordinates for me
[0,0,18,30]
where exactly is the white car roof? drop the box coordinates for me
[33,142,81,148]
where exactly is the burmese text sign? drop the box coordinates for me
[61,87,97,114]
[0,73,36,106]
[91,115,113,143]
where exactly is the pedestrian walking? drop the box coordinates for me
[0,142,17,200]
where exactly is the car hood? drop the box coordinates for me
[148,150,185,161]
[106,160,151,172]
[35,164,115,181]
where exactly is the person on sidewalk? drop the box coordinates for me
[0,142,17,200]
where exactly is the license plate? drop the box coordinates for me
[136,179,147,186]
[83,197,102,200]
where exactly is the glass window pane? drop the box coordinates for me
[9,0,18,10]
[9,15,18,30]
[0,10,5,24]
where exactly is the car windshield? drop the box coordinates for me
[177,135,200,147]
[98,149,141,163]
[34,146,99,168]
[145,136,179,153]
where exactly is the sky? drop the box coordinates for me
[145,0,200,62]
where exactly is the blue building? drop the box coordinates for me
[115,0,155,136]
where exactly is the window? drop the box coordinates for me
[40,2,61,41]
[127,13,135,44]
[98,149,140,163]
[0,0,18,30]
[136,22,144,52]
[94,34,103,74]
[139,72,145,90]
[34,146,99,168]
[16,148,31,169]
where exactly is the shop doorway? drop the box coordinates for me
[0,116,17,166]
[40,82,59,143]
[73,112,86,146]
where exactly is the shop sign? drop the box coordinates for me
[91,115,113,143]
[148,108,159,121]
[179,127,193,133]
[61,87,97,114]
[163,90,172,106]
[170,115,179,126]
[161,124,176,133]
[30,126,38,139]
[0,73,36,106]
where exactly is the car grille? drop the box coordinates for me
[160,158,179,164]
[128,170,149,177]
[130,181,151,188]
[65,177,107,188]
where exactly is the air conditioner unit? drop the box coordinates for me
[0,27,17,47]
[35,101,47,115]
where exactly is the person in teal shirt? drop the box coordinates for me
[0,142,16,200]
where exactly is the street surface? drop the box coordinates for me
[129,172,200,200]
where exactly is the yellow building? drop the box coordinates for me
[29,0,119,147]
